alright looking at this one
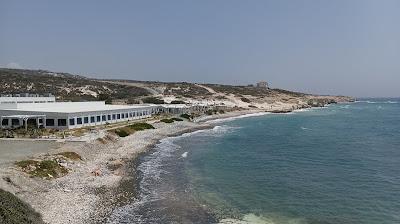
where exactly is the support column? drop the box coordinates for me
[24,119,28,132]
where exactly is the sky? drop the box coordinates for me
[0,0,399,97]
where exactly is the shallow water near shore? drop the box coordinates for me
[108,99,400,224]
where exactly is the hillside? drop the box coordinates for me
[0,69,149,101]
[0,68,353,110]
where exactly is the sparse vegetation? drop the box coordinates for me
[0,68,149,101]
[15,159,68,179]
[128,123,155,131]
[56,152,82,161]
[241,97,251,103]
[111,123,155,137]
[97,137,107,144]
[142,97,165,104]
[114,128,130,137]
[180,113,193,120]
[0,189,45,224]
[160,118,183,123]
[170,100,186,104]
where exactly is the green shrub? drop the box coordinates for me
[160,119,174,123]
[0,189,45,224]
[170,100,186,104]
[180,114,192,119]
[142,97,165,104]
[114,129,130,137]
[128,123,155,131]
[160,118,183,123]
[112,123,155,137]
[240,97,251,103]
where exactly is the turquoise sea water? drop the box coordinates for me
[109,99,400,224]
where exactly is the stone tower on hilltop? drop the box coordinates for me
[256,81,269,89]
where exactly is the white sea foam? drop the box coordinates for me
[181,151,188,158]
[356,100,398,104]
[108,124,239,223]
[219,213,306,224]
[340,105,350,109]
[301,127,309,130]
[206,112,270,124]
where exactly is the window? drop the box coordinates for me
[2,119,9,126]
[58,119,67,126]
[12,119,19,126]
[46,119,55,126]
[102,115,106,121]
[84,117,89,124]
[125,113,129,118]
[117,114,121,119]
[96,116,101,122]
[121,113,125,119]
[112,114,116,120]
[69,118,75,126]
[77,117,83,125]
[91,116,95,123]
[129,112,133,117]
[107,115,111,120]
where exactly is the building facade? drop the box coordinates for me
[0,101,159,130]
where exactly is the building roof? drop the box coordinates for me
[0,101,156,113]
[160,104,189,109]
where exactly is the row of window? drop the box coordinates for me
[68,110,150,126]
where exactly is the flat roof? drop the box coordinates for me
[0,101,157,113]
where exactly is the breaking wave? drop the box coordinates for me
[206,112,270,124]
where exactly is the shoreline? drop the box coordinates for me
[0,109,267,224]
[0,102,349,224]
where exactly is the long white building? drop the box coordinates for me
[0,99,159,130]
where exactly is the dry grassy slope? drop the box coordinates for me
[0,68,150,101]
[0,68,353,107]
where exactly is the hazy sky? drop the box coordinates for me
[1,0,399,97]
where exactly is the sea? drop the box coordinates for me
[108,98,400,224]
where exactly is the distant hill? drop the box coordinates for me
[0,68,353,108]
[0,68,149,101]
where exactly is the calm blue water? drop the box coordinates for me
[109,99,400,224]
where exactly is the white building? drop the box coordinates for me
[0,96,56,104]
[159,104,190,114]
[0,100,159,130]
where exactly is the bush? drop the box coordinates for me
[240,97,251,103]
[161,118,183,123]
[112,123,155,137]
[128,123,155,131]
[180,114,192,119]
[206,110,214,115]
[0,189,45,224]
[142,97,165,104]
[160,119,174,123]
[114,128,130,137]
[170,100,186,104]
